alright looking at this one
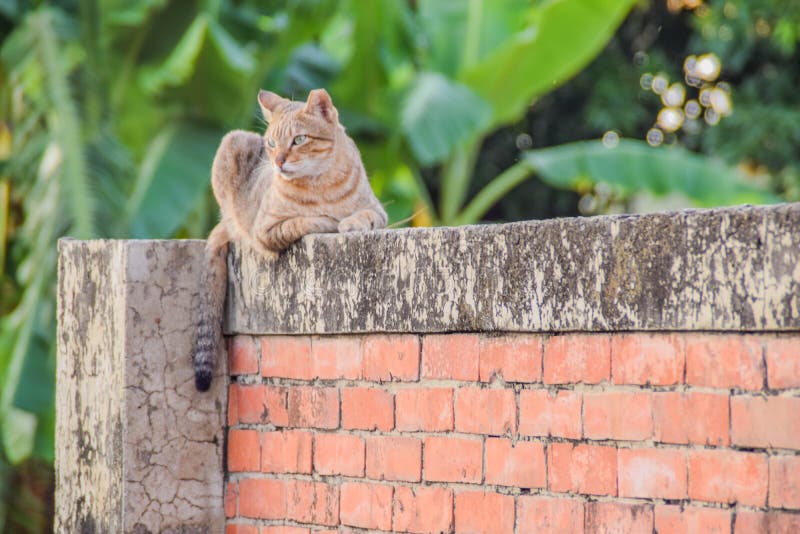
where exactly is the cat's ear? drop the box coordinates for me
[258,90,285,121]
[304,88,338,124]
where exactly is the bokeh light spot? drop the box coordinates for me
[657,107,685,133]
[647,128,665,146]
[602,131,620,148]
[515,133,533,150]
[685,99,702,119]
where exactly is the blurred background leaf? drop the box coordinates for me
[461,0,638,126]
[1,0,798,531]
[126,122,225,238]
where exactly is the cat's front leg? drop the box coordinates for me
[338,209,387,233]
[255,215,339,252]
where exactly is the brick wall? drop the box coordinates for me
[224,332,800,534]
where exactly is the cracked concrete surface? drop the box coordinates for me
[226,204,800,335]
[57,239,225,533]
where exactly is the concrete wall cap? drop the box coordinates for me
[225,203,800,334]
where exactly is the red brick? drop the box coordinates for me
[485,438,545,488]
[262,336,312,379]
[770,455,800,509]
[312,335,362,380]
[454,387,516,435]
[548,442,616,496]
[239,478,286,520]
[583,391,653,441]
[731,395,800,449]
[362,334,420,381]
[543,334,610,384]
[421,334,479,380]
[341,387,393,431]
[611,333,683,385]
[519,389,582,439]
[653,391,729,446]
[226,524,259,534]
[285,480,339,526]
[393,486,453,534]
[618,448,687,499]
[479,334,542,383]
[517,496,584,532]
[455,491,515,534]
[423,436,482,483]
[655,505,731,534]
[585,502,653,533]
[229,336,259,375]
[685,334,764,390]
[395,388,453,432]
[287,386,338,429]
[261,527,310,534]
[734,510,800,534]
[339,482,393,531]
[517,495,583,533]
[233,384,289,426]
[224,481,237,518]
[261,430,312,474]
[365,436,421,482]
[688,449,767,506]
[228,429,260,472]
[228,383,239,426]
[314,433,365,477]
[766,336,800,389]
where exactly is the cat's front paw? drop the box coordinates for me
[338,215,373,233]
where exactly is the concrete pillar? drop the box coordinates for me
[56,239,226,533]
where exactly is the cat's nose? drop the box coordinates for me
[275,155,286,169]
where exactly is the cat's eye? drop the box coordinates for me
[293,135,306,145]
[267,137,276,148]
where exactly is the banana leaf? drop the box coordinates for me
[456,139,779,224]
[127,122,224,238]
[140,14,256,125]
[401,72,492,166]
[461,0,638,126]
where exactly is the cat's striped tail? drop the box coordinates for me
[194,223,229,391]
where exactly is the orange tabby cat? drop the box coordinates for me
[194,89,387,390]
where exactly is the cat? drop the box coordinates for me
[193,88,387,391]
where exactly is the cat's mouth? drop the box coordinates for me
[275,164,299,178]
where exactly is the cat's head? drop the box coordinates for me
[258,88,340,180]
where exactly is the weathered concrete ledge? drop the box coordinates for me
[57,239,225,533]
[227,203,800,334]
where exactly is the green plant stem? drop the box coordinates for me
[439,141,480,225]
[111,18,152,111]
[453,159,535,225]
[0,180,8,276]
[409,166,439,226]
[33,9,95,238]
[462,0,483,70]
[79,0,105,133]
[124,126,175,225]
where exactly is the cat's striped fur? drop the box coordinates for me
[194,89,387,391]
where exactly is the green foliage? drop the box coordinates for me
[127,122,224,238]
[457,139,778,224]
[524,140,778,207]
[688,0,800,201]
[140,14,256,124]
[460,0,636,127]
[401,73,491,166]
[321,0,641,224]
